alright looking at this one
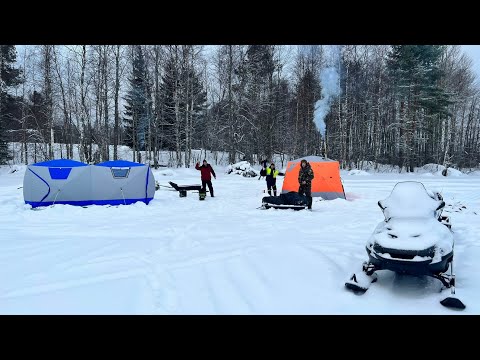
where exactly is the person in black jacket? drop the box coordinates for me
[298,159,314,209]
[259,159,268,180]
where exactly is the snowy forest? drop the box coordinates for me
[1,45,479,171]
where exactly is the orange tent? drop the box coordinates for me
[281,156,346,200]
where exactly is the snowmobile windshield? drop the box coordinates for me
[379,181,444,220]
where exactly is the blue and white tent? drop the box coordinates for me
[23,159,91,208]
[23,159,155,208]
[92,160,155,206]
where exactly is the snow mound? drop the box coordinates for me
[419,163,446,173]
[156,169,175,176]
[437,168,463,177]
[226,161,258,177]
[417,164,463,177]
[347,170,370,176]
[348,161,402,173]
[0,165,25,176]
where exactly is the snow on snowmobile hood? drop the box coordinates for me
[368,218,453,254]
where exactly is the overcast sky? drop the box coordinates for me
[461,45,480,78]
[14,45,480,81]
[209,45,480,79]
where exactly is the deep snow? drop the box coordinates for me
[0,164,479,314]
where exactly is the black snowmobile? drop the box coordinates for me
[261,191,308,210]
[345,181,465,310]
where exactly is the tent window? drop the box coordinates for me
[111,167,130,178]
[49,167,72,180]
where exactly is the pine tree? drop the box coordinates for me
[387,45,450,171]
[238,45,276,161]
[0,45,23,164]
[294,67,322,156]
[158,54,178,151]
[159,50,207,154]
[185,65,207,149]
[123,46,152,154]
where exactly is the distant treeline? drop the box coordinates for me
[1,45,478,170]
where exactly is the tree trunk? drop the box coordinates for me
[113,45,121,160]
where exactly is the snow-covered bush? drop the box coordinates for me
[418,163,446,174]
[416,164,463,177]
[439,168,463,177]
[226,161,258,177]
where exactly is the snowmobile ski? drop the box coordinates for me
[440,295,466,310]
[261,203,306,210]
[345,272,378,294]
[439,263,466,310]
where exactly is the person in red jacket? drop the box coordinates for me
[195,160,216,197]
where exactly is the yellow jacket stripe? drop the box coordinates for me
[266,167,279,178]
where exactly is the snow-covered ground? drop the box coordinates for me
[1,165,479,314]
